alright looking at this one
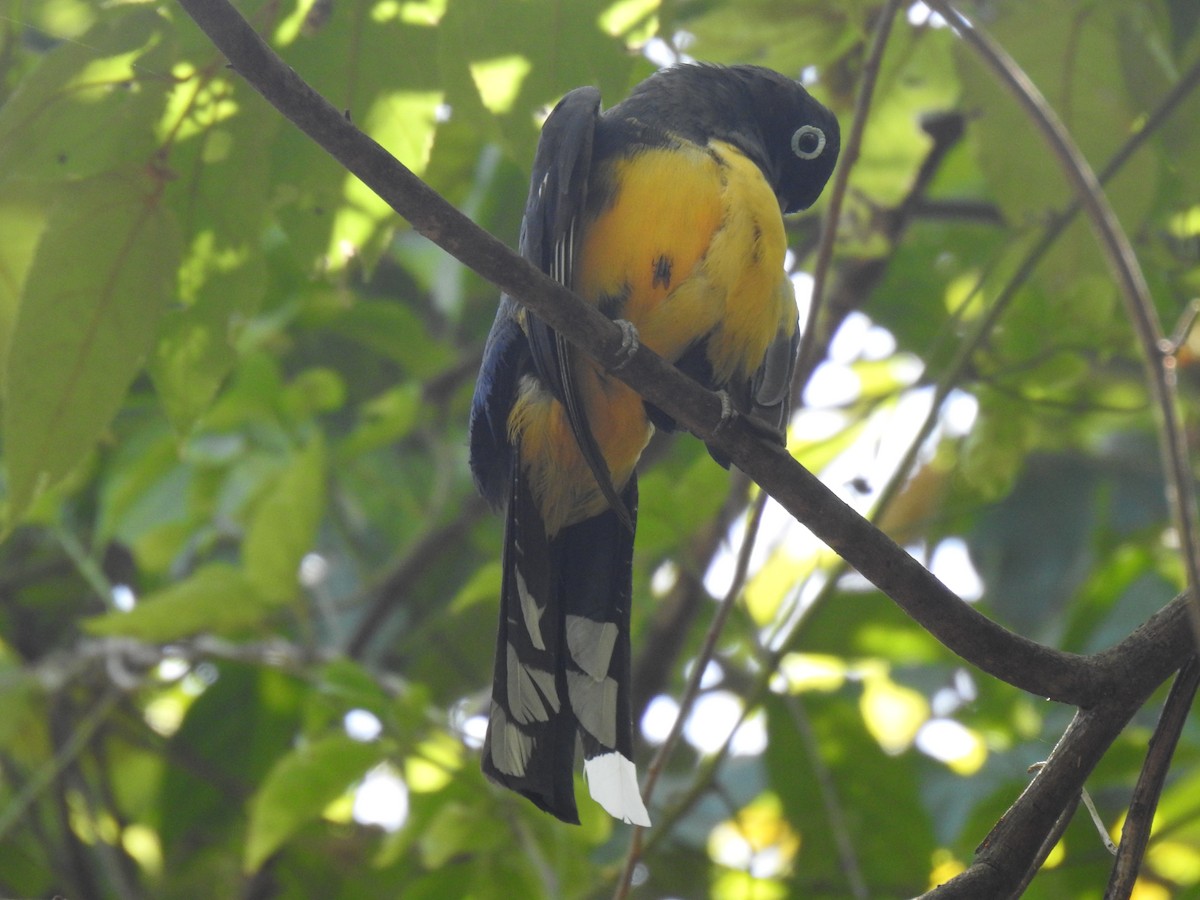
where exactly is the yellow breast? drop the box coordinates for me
[511,138,795,533]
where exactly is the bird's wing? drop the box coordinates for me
[520,87,634,531]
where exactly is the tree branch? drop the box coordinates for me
[923,592,1194,897]
[1106,656,1200,898]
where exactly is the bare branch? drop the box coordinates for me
[614,495,768,899]
[798,0,905,380]
[924,592,1194,897]
[1106,656,1200,898]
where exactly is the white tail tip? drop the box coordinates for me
[584,752,651,827]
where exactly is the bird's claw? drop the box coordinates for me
[714,390,735,430]
[610,319,640,370]
[713,391,787,445]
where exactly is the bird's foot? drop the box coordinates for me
[609,319,640,370]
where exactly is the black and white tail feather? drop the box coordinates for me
[481,466,650,826]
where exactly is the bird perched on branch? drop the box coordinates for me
[469,62,839,826]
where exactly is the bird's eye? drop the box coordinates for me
[791,125,826,160]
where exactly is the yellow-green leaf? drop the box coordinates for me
[0,7,170,184]
[84,564,266,642]
[243,435,327,603]
[244,733,385,872]
[3,174,179,521]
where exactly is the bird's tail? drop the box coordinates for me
[482,467,650,826]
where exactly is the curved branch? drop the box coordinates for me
[924,0,1200,646]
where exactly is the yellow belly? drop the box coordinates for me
[511,139,796,534]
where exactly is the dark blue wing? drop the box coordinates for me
[468,88,601,509]
[521,86,600,399]
[468,303,527,508]
[520,87,600,278]
[469,85,630,526]
[523,87,633,529]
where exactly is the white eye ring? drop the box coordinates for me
[791,125,826,160]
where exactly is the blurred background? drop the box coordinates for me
[0,0,1198,896]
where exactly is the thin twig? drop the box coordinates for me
[0,686,120,844]
[613,494,770,900]
[54,525,115,606]
[1164,298,1200,355]
[1106,656,1200,898]
[1010,790,1083,898]
[344,493,488,658]
[797,0,904,381]
[633,657,765,857]
[782,692,869,898]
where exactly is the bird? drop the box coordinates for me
[468,62,840,826]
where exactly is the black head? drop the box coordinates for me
[614,63,840,214]
[736,66,840,213]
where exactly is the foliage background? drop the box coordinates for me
[1,0,1199,897]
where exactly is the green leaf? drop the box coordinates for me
[419,801,496,868]
[84,563,267,641]
[681,0,861,75]
[967,453,1100,636]
[324,300,456,378]
[638,442,729,556]
[955,0,1158,288]
[801,588,947,665]
[150,64,277,431]
[3,173,180,521]
[0,6,171,184]
[160,662,306,860]
[765,693,935,894]
[0,184,49,381]
[94,417,190,548]
[244,732,386,872]
[149,244,265,434]
[438,0,636,162]
[272,8,445,270]
[243,434,327,602]
[338,382,422,459]
[314,658,394,719]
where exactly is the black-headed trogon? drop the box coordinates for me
[469,63,839,825]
